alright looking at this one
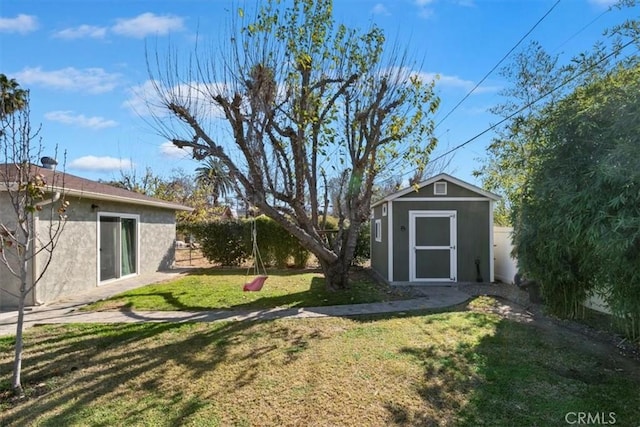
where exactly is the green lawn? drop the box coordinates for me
[85,268,409,312]
[2,297,639,426]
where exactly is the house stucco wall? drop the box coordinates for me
[0,192,35,308]
[27,196,177,306]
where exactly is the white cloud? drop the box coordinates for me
[0,14,38,34]
[160,141,193,159]
[69,156,134,172]
[112,12,185,38]
[124,80,164,117]
[53,24,107,39]
[13,67,121,94]
[45,110,117,129]
[419,72,500,94]
[372,3,390,15]
[124,79,227,118]
[414,0,436,18]
[588,0,617,6]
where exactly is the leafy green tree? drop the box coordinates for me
[475,0,640,225]
[473,41,566,225]
[514,63,640,338]
[148,0,439,289]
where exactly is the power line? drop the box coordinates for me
[383,0,563,178]
[551,8,610,54]
[422,39,638,169]
[434,0,562,130]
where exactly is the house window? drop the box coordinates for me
[374,219,382,242]
[382,203,387,216]
[434,181,447,195]
[98,213,139,282]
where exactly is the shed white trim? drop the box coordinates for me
[409,210,457,282]
[394,197,491,202]
[489,200,495,282]
[388,201,394,282]
[372,173,500,207]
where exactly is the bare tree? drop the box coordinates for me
[0,90,68,396]
[146,0,439,289]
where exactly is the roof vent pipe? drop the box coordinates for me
[40,157,58,170]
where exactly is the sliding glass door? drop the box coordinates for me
[99,214,138,283]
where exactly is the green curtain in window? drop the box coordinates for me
[121,218,136,276]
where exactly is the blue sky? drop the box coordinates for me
[0,0,633,186]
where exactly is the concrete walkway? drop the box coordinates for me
[0,270,474,337]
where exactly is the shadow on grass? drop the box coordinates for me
[1,315,325,425]
[382,302,640,426]
[93,268,400,312]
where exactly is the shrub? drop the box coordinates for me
[190,220,249,266]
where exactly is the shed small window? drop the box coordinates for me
[382,203,387,216]
[374,219,382,242]
[434,181,447,195]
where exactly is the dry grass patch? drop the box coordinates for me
[2,298,639,426]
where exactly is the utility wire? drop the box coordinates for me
[551,8,610,54]
[383,0,563,179]
[421,39,638,169]
[434,0,562,130]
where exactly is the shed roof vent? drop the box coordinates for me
[41,157,58,170]
[434,181,447,195]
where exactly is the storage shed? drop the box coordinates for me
[370,173,500,285]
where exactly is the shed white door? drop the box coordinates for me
[409,211,457,282]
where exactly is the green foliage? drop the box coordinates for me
[473,41,564,225]
[190,220,249,267]
[0,74,27,118]
[184,216,311,268]
[353,221,370,265]
[514,64,640,340]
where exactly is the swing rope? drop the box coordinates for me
[244,216,268,291]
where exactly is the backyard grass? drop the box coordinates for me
[85,268,408,312]
[2,297,639,426]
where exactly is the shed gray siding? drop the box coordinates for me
[370,174,498,286]
[391,200,491,282]
[370,204,389,281]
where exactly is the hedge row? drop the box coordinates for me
[179,216,370,268]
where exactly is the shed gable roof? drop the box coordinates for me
[372,173,500,207]
[0,164,193,212]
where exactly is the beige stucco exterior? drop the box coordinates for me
[1,194,179,309]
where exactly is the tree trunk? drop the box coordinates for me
[319,257,351,291]
[12,289,25,396]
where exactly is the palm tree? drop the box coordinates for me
[195,158,234,206]
[1,74,27,118]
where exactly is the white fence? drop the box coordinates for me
[493,226,518,284]
[493,226,611,314]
